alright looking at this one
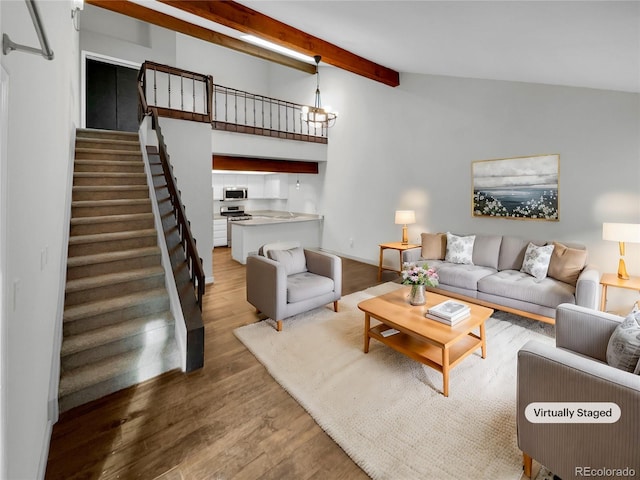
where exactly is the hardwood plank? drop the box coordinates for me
[46,247,382,479]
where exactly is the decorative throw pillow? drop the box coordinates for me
[547,242,588,286]
[445,233,475,265]
[421,233,446,260]
[267,246,308,275]
[520,242,555,281]
[607,309,640,373]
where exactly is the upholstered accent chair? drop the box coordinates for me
[517,304,640,479]
[246,243,341,331]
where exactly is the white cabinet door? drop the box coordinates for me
[212,172,224,200]
[264,174,278,198]
[213,218,227,246]
[247,175,265,199]
[277,173,289,199]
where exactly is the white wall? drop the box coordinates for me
[158,118,214,282]
[0,0,79,477]
[79,4,640,312]
[273,67,640,309]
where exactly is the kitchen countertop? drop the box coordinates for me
[232,210,323,226]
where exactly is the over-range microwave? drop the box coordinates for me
[222,187,248,201]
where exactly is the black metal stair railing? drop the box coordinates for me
[212,85,328,144]
[137,62,206,309]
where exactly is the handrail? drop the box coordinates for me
[138,64,206,309]
[2,0,54,60]
[212,84,328,143]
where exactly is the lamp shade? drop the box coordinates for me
[395,210,415,225]
[602,223,640,243]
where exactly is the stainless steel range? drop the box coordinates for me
[220,205,252,245]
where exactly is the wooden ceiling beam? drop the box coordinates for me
[213,156,319,174]
[159,0,400,87]
[85,0,316,74]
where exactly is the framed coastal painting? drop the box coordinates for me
[472,154,559,221]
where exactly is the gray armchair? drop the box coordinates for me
[517,304,640,479]
[246,245,341,331]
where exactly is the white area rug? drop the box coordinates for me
[234,283,555,480]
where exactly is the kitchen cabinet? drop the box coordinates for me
[212,173,224,200]
[213,218,227,247]
[212,172,288,200]
[247,175,265,199]
[264,174,288,199]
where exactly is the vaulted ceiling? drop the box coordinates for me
[88,1,640,93]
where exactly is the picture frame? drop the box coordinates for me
[471,154,559,221]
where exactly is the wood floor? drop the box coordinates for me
[45,248,386,480]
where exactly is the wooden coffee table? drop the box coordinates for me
[358,287,494,397]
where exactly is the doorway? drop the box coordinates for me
[85,57,139,132]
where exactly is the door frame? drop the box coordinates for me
[80,51,140,128]
[0,64,9,480]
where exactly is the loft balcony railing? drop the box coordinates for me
[140,60,328,143]
[212,85,328,144]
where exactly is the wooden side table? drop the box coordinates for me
[599,273,640,312]
[378,242,419,281]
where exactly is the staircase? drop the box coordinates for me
[59,128,179,412]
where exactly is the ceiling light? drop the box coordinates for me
[301,55,338,129]
[241,35,314,63]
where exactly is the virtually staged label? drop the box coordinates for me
[525,402,621,423]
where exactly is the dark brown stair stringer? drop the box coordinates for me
[147,145,204,371]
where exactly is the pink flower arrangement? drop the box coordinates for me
[401,262,439,287]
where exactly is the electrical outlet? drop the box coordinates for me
[349,238,354,248]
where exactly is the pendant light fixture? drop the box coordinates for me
[301,55,337,129]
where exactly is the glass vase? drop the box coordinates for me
[409,284,426,306]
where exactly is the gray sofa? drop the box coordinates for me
[517,304,640,479]
[403,233,600,322]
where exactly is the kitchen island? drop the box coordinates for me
[230,210,323,264]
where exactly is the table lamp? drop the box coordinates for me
[602,222,640,280]
[395,210,415,245]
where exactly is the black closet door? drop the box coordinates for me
[86,59,138,132]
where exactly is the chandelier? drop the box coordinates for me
[301,55,337,128]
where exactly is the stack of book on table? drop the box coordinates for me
[426,300,471,325]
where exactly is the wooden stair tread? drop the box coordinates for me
[65,265,165,293]
[71,198,151,207]
[73,185,148,192]
[68,229,157,246]
[74,159,143,166]
[61,310,174,357]
[63,288,168,323]
[70,212,153,225]
[77,128,139,137]
[66,246,160,267]
[74,172,146,178]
